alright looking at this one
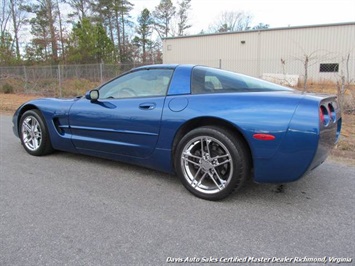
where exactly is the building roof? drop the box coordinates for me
[163,22,355,40]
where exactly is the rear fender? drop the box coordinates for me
[253,94,340,183]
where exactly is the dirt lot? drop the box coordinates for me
[0,94,40,113]
[1,92,354,164]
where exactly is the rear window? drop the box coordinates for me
[191,66,293,94]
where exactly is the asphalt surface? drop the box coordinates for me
[1,114,354,265]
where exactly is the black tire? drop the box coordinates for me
[175,126,250,200]
[19,109,54,156]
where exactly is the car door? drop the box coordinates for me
[68,68,174,158]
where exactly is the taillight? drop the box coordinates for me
[328,103,336,123]
[319,105,329,126]
[319,107,324,124]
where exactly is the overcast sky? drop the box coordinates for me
[131,0,355,33]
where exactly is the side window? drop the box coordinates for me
[99,69,173,99]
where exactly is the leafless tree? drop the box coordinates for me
[9,0,28,61]
[208,10,252,33]
[0,0,10,33]
[56,0,66,61]
[336,53,354,113]
[293,49,333,92]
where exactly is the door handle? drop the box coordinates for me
[139,102,156,110]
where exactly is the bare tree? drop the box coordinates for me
[118,0,134,63]
[44,0,58,62]
[252,23,269,30]
[9,0,21,60]
[0,0,13,64]
[0,0,11,34]
[208,11,252,33]
[293,49,333,92]
[336,53,354,113]
[56,0,66,61]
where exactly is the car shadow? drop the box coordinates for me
[46,150,329,205]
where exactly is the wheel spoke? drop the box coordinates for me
[214,158,231,167]
[205,138,211,155]
[190,167,202,187]
[211,153,229,160]
[207,171,224,190]
[33,137,39,149]
[194,172,208,189]
[200,137,212,158]
[23,120,32,132]
[26,138,33,149]
[23,137,31,145]
[211,168,227,189]
[183,151,201,161]
[182,157,201,167]
[200,137,205,157]
[32,119,39,131]
[30,139,35,149]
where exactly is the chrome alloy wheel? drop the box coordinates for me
[21,115,42,151]
[181,136,233,194]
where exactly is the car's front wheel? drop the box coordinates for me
[19,109,53,156]
[175,126,250,200]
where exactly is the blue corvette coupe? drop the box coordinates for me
[13,64,342,200]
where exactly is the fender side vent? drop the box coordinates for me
[53,118,65,135]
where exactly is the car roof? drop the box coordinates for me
[133,64,196,71]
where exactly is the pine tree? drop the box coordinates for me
[134,8,153,62]
[92,0,133,63]
[63,0,91,21]
[152,0,176,39]
[67,18,113,63]
[177,0,191,36]
[28,0,59,63]
[0,31,16,65]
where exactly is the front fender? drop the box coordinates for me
[13,98,78,153]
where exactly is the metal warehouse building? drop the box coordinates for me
[162,22,355,85]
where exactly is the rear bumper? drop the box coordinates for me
[308,116,341,171]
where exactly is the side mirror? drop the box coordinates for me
[85,90,99,102]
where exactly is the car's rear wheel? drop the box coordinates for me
[19,109,53,156]
[175,126,250,200]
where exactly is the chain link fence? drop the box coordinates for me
[0,62,153,97]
